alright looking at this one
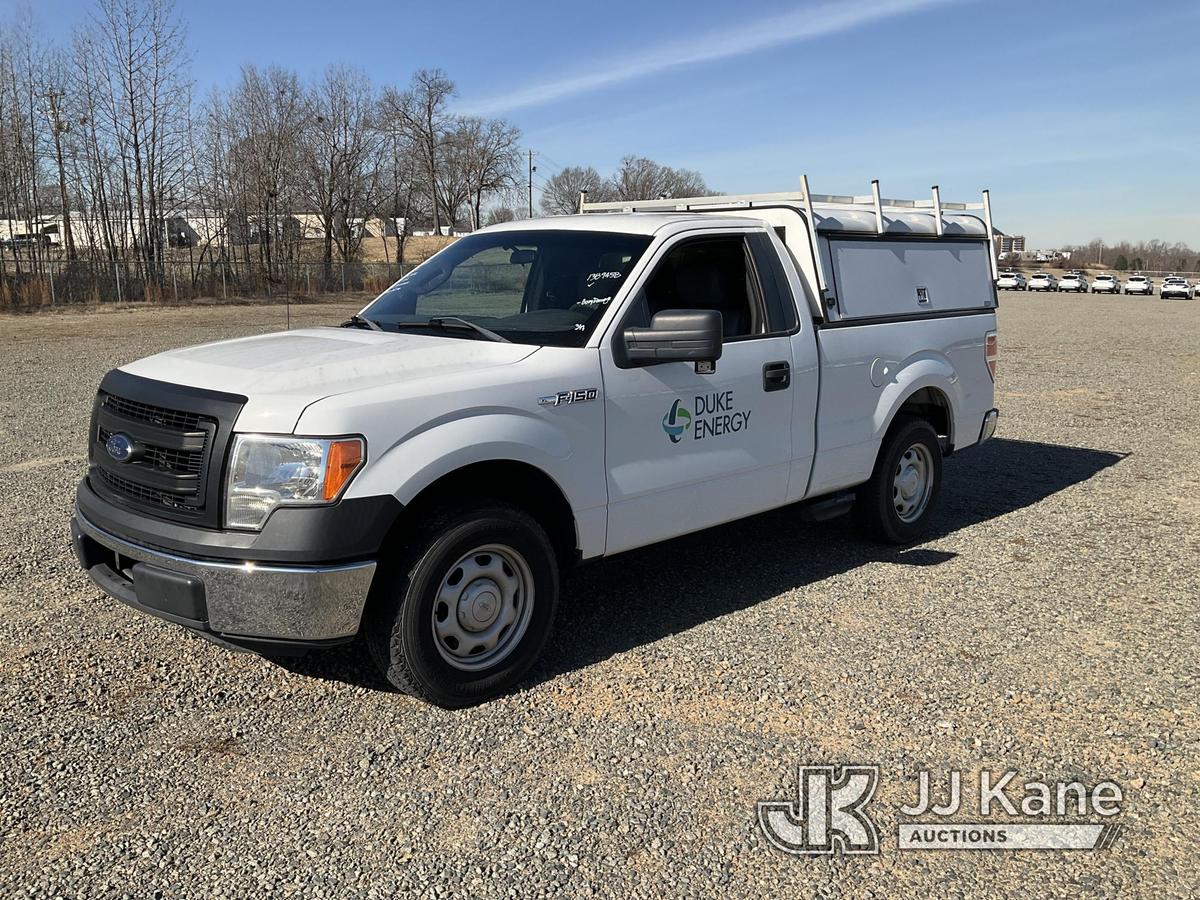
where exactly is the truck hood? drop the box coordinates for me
[120,327,539,432]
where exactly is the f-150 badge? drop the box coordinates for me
[538,388,599,407]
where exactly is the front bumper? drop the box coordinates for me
[72,508,376,652]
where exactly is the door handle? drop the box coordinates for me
[762,360,791,392]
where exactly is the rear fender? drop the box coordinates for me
[872,353,964,447]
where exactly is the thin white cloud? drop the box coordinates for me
[460,0,964,115]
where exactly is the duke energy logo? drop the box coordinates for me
[662,399,692,443]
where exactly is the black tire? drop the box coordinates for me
[365,501,559,708]
[854,416,944,544]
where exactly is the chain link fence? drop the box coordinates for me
[0,259,414,311]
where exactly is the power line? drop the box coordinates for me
[537,152,568,174]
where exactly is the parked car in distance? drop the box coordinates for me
[1091,274,1120,293]
[1124,275,1154,295]
[1160,277,1194,299]
[1028,272,1058,291]
[1,233,51,249]
[996,271,1027,290]
[1058,272,1089,293]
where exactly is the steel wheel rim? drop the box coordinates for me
[893,443,934,524]
[431,543,534,672]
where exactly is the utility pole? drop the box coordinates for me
[44,90,76,260]
[527,149,536,218]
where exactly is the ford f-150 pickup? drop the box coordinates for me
[72,180,1000,707]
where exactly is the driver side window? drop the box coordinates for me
[636,235,765,339]
[416,245,531,319]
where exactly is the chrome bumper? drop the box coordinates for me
[73,509,376,643]
[978,408,999,445]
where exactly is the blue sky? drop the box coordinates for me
[13,0,1200,246]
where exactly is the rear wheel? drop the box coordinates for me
[366,501,559,707]
[855,416,943,544]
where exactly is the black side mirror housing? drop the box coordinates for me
[621,309,723,366]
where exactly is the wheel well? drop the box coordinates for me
[895,388,953,451]
[397,461,578,566]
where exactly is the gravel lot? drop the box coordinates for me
[1,292,1197,898]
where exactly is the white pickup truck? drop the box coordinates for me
[72,181,1000,707]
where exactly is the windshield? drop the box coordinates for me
[363,229,653,347]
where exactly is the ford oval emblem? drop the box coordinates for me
[105,432,135,463]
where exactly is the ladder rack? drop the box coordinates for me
[579,176,999,285]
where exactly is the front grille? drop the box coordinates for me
[88,371,246,527]
[95,467,202,511]
[102,394,205,432]
[98,426,206,475]
[92,388,219,519]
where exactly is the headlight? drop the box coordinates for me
[225,435,365,530]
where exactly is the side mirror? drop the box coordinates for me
[622,309,723,365]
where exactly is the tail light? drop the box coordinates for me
[984,331,998,381]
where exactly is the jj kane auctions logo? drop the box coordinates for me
[662,391,751,444]
[758,765,1125,856]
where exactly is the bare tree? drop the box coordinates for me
[220,65,307,283]
[301,66,383,286]
[607,155,710,201]
[89,0,190,285]
[484,206,515,226]
[454,116,521,230]
[539,165,606,215]
[384,68,454,233]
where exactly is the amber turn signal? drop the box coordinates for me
[322,439,364,501]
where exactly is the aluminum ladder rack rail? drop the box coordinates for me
[579,176,999,285]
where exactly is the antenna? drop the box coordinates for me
[931,185,944,237]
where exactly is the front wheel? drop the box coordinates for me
[855,416,944,544]
[366,501,559,707]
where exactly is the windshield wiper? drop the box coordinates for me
[429,316,510,343]
[388,316,510,343]
[341,313,382,331]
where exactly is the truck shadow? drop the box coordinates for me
[280,437,1127,694]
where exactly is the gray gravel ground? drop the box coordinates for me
[1,292,1197,898]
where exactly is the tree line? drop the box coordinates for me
[0,0,712,305]
[537,159,711,217]
[0,0,528,292]
[1061,238,1199,273]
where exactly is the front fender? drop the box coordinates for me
[345,408,579,507]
